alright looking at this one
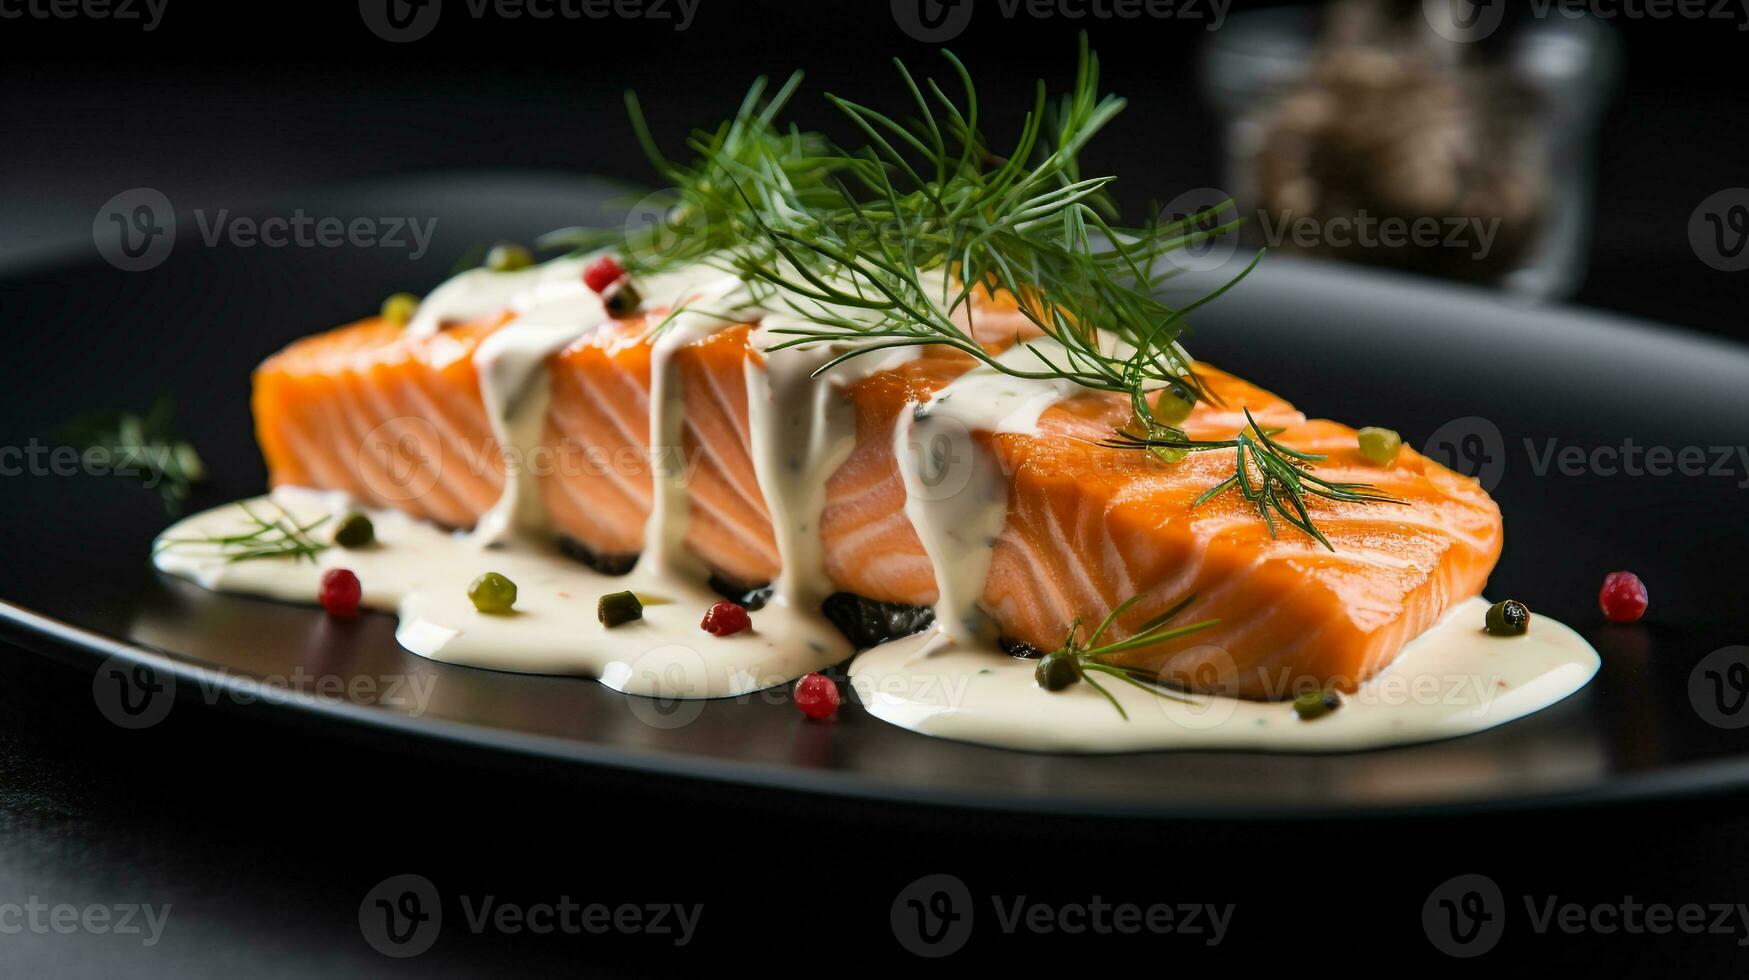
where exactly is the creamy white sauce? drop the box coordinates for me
[637,265,755,580]
[894,343,1079,642]
[849,597,1600,753]
[155,491,848,698]
[149,255,1604,752]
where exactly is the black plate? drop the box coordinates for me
[3,174,1746,817]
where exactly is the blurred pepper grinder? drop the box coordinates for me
[1202,0,1619,300]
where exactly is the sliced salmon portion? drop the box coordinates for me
[980,417,1501,698]
[253,316,508,530]
[253,306,1502,698]
[537,316,655,561]
[538,319,780,582]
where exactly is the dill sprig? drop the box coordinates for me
[59,396,206,515]
[155,502,330,564]
[1108,408,1397,550]
[734,36,1258,419]
[1040,592,1220,720]
[544,35,1389,548]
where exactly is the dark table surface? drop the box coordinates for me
[4,1,1749,974]
[7,645,1749,975]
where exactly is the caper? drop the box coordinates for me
[1484,599,1530,636]
[380,292,420,326]
[1153,379,1198,425]
[468,571,518,615]
[1034,650,1082,691]
[1293,688,1342,721]
[485,243,534,272]
[1357,426,1402,466]
[333,512,375,549]
[598,590,644,628]
[602,278,643,318]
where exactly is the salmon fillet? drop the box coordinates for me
[253,310,1502,698]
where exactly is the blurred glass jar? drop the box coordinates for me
[1201,2,1619,300]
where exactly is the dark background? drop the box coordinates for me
[3,1,1749,975]
[3,0,1748,338]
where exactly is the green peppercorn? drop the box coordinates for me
[1293,688,1342,721]
[333,512,375,549]
[1485,599,1530,636]
[380,292,420,326]
[485,243,534,272]
[468,572,518,615]
[598,590,644,628]
[1357,426,1402,466]
[1034,650,1081,691]
[601,278,643,318]
[1153,379,1198,425]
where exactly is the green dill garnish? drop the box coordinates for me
[1107,408,1397,551]
[544,35,1388,548]
[155,502,329,564]
[59,395,205,514]
[1035,592,1220,720]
